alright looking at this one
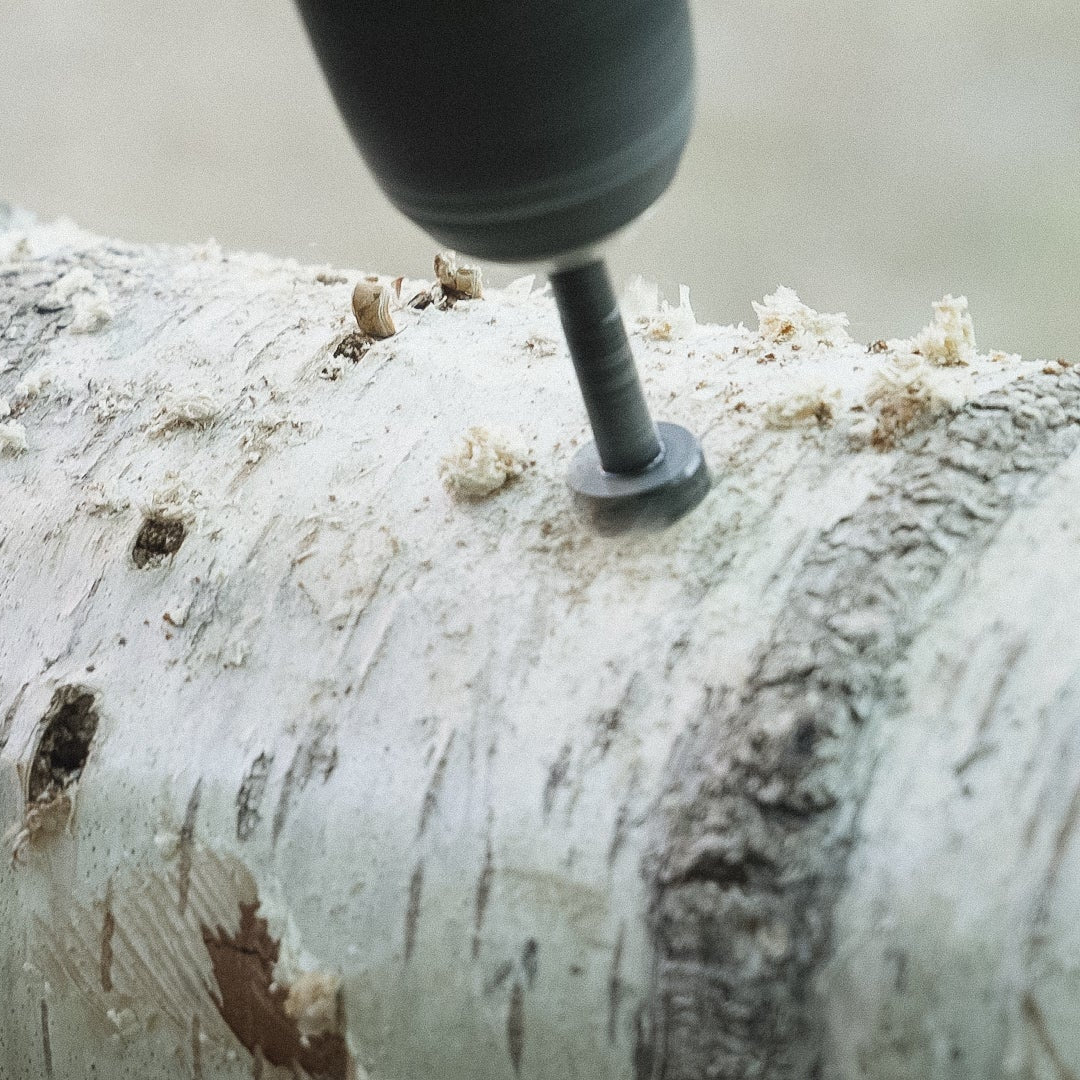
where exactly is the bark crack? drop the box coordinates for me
[642,371,1080,1079]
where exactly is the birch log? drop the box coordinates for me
[3,214,1080,1080]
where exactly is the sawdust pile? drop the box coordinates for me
[853,296,981,448]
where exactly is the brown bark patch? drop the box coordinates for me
[202,902,350,1080]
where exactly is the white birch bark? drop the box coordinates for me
[2,213,1080,1080]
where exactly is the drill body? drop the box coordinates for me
[294,0,694,263]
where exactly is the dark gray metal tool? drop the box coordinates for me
[295,0,710,532]
[551,259,709,531]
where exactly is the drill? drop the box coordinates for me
[295,0,710,532]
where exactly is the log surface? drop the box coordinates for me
[2,216,1079,1080]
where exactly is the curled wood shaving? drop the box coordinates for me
[434,251,483,302]
[351,282,396,339]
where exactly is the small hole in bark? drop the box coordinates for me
[28,687,99,803]
[131,516,186,569]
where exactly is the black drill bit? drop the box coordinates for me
[551,258,710,533]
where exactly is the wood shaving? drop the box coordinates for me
[406,252,485,311]
[0,421,27,455]
[889,294,976,366]
[645,285,696,341]
[69,293,115,334]
[351,281,396,339]
[624,278,697,341]
[858,355,967,450]
[283,971,342,1040]
[13,370,50,399]
[439,427,528,499]
[150,391,222,436]
[144,472,201,522]
[763,377,841,429]
[434,251,483,301]
[623,277,661,322]
[2,235,31,262]
[752,287,851,350]
[39,267,114,333]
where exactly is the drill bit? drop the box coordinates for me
[550,258,710,533]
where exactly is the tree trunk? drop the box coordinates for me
[3,213,1080,1080]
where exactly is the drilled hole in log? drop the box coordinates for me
[131,516,185,569]
[28,687,99,803]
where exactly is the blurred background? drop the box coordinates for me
[1,0,1077,358]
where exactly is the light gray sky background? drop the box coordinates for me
[2,0,1078,358]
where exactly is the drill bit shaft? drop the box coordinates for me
[551,259,663,475]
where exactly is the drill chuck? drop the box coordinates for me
[295,0,694,262]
